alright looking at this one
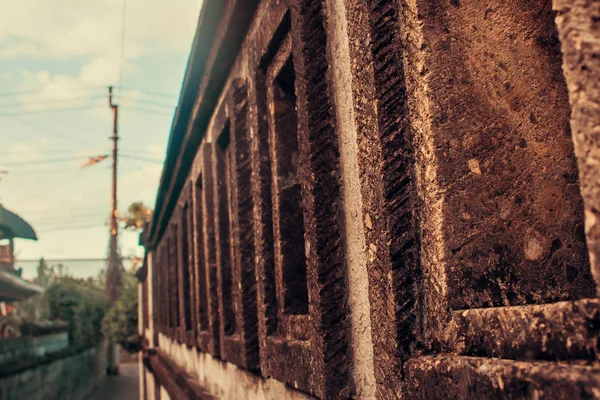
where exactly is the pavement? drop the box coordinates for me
[94,363,140,400]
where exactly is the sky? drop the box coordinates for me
[0,0,204,278]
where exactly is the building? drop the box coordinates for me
[138,0,600,398]
[0,205,42,308]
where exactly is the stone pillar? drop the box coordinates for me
[138,281,144,337]
[147,251,156,348]
[139,352,146,400]
[554,0,600,295]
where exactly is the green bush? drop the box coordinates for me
[102,270,138,352]
[46,277,108,346]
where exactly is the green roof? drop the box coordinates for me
[0,205,37,241]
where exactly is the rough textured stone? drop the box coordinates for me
[554,0,600,295]
[208,80,261,371]
[212,109,237,343]
[450,298,600,361]
[291,0,353,397]
[248,1,354,397]
[401,0,595,348]
[200,144,221,357]
[405,355,600,400]
[342,0,423,396]
[230,78,261,371]
[140,0,600,399]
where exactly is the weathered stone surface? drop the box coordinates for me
[249,2,289,388]
[231,78,261,371]
[249,0,354,397]
[405,355,600,400]
[176,184,194,345]
[554,0,600,295]
[141,0,600,399]
[342,0,423,397]
[401,0,595,346]
[212,113,237,343]
[450,298,600,361]
[206,79,260,371]
[292,0,353,397]
[200,143,221,357]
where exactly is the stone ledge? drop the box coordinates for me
[449,298,600,361]
[405,355,600,399]
[143,348,216,400]
[0,343,93,378]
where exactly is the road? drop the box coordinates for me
[95,363,140,400]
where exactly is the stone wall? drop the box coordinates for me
[141,0,600,399]
[0,332,69,365]
[0,341,107,400]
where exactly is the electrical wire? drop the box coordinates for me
[120,154,163,164]
[121,106,173,117]
[8,169,82,175]
[120,86,177,99]
[2,156,88,167]
[118,0,127,99]
[1,114,98,147]
[0,95,105,109]
[37,223,107,233]
[14,170,91,204]
[32,214,109,223]
[0,148,161,155]
[0,85,105,98]
[3,105,104,115]
[119,96,174,109]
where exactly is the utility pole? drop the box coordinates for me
[106,86,121,376]
[107,86,121,303]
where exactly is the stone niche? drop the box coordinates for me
[346,0,600,397]
[411,0,595,311]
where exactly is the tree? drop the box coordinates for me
[46,277,108,346]
[101,201,151,352]
[102,268,138,352]
[121,202,152,231]
[34,257,52,287]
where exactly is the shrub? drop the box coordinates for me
[46,277,108,346]
[102,269,138,352]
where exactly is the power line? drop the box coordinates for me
[119,96,174,109]
[118,0,127,97]
[17,257,140,263]
[120,153,163,164]
[0,148,161,155]
[3,105,104,115]
[120,86,178,99]
[23,204,111,218]
[36,222,108,230]
[2,156,88,167]
[37,224,107,233]
[15,170,90,204]
[0,95,105,109]
[31,210,109,220]
[1,114,97,147]
[0,85,105,98]
[121,106,173,117]
[31,213,109,223]
[8,169,83,175]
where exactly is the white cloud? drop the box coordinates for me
[0,143,43,166]
[0,0,202,59]
[2,0,203,110]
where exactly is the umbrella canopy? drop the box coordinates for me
[0,205,37,241]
